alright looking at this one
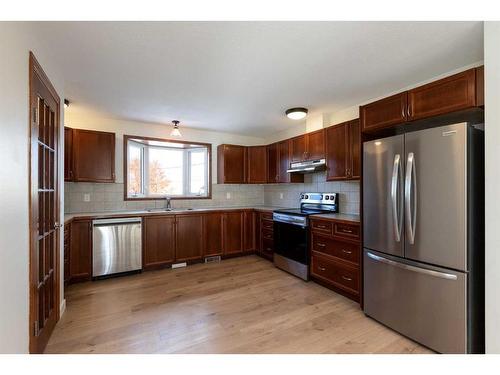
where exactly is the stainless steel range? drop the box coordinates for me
[273,193,338,280]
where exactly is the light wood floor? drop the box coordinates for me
[45,256,432,354]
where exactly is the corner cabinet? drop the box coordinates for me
[65,127,116,183]
[360,67,484,133]
[325,119,360,181]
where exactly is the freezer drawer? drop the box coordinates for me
[363,249,467,353]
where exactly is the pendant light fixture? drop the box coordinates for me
[170,120,182,137]
[285,107,308,120]
[64,99,70,108]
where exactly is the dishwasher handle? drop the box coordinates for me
[93,217,142,227]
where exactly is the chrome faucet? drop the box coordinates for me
[165,196,172,211]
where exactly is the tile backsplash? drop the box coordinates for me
[64,182,265,213]
[263,172,360,214]
[64,172,360,214]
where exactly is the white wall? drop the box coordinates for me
[484,21,500,354]
[0,23,65,353]
[64,111,267,184]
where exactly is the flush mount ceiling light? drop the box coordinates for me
[285,107,308,120]
[64,99,70,108]
[170,120,182,137]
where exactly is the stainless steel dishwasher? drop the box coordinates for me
[92,217,142,277]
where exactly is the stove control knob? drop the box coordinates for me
[300,194,304,199]
[305,195,309,199]
[330,195,335,201]
[325,195,329,200]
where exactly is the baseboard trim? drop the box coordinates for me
[59,298,66,316]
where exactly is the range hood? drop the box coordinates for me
[287,159,326,174]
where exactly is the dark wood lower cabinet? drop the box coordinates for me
[175,214,203,262]
[243,210,255,251]
[310,217,361,302]
[257,212,274,260]
[69,220,92,282]
[64,224,70,286]
[143,216,176,269]
[203,212,223,257]
[223,211,244,255]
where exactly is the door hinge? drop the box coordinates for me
[34,321,39,336]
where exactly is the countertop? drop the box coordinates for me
[309,213,360,223]
[64,206,284,224]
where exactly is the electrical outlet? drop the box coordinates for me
[83,193,91,202]
[279,193,284,199]
[226,192,231,199]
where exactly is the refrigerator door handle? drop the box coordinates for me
[366,251,457,280]
[405,152,417,244]
[391,154,402,242]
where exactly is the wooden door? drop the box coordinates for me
[325,122,349,181]
[223,211,243,255]
[69,220,92,282]
[267,143,279,183]
[407,68,476,121]
[72,129,115,182]
[360,92,408,132]
[246,145,267,183]
[143,216,176,269]
[348,119,361,179]
[290,135,307,162]
[203,212,223,257]
[243,210,255,251]
[64,127,73,181]
[175,214,203,262]
[307,129,325,160]
[29,53,61,353]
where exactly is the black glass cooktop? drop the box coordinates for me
[274,208,329,216]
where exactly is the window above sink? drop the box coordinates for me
[124,135,211,200]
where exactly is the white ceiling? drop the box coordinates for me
[34,21,483,136]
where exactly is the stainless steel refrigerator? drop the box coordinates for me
[363,122,484,354]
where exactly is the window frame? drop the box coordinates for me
[123,134,212,201]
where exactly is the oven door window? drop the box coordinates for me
[273,221,309,264]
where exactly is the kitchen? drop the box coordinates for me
[1,13,500,370]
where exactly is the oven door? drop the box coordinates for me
[273,220,309,265]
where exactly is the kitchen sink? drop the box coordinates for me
[146,208,194,212]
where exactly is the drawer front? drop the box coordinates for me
[311,254,359,294]
[311,219,333,234]
[333,222,360,241]
[261,228,274,241]
[261,219,274,230]
[261,237,274,258]
[260,212,273,221]
[312,234,359,264]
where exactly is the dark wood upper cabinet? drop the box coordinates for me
[71,128,115,182]
[175,214,203,262]
[307,129,326,160]
[290,129,325,162]
[223,211,243,255]
[360,67,484,133]
[203,212,223,257]
[349,119,361,179]
[64,127,73,181]
[360,92,408,133]
[246,145,268,184]
[326,122,348,181]
[217,144,246,184]
[408,68,477,121]
[143,215,175,269]
[290,135,307,162]
[69,220,92,282]
[326,119,360,181]
[267,143,279,183]
[277,140,303,183]
[243,210,255,251]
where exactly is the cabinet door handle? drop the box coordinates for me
[318,266,326,271]
[316,242,326,247]
[341,249,352,254]
[342,276,353,281]
[317,225,327,229]
[340,228,353,233]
